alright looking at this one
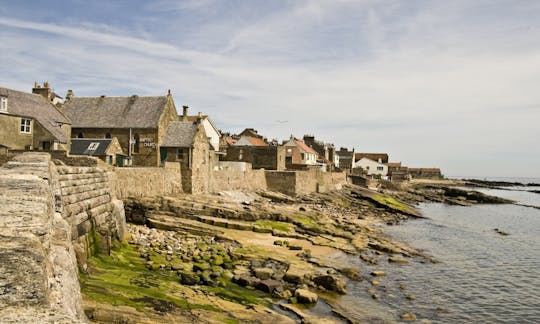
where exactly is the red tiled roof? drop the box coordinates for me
[386,162,401,168]
[224,137,237,145]
[295,139,317,155]
[245,136,268,147]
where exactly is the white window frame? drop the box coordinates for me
[0,97,7,112]
[20,118,31,134]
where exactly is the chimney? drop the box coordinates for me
[196,111,203,124]
[65,90,74,101]
[182,105,189,121]
[32,81,52,102]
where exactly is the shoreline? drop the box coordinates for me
[80,180,512,323]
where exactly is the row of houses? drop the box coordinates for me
[0,82,442,187]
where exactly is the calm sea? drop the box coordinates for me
[376,178,540,322]
[314,178,540,323]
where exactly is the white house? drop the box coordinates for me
[353,157,388,177]
[180,106,221,152]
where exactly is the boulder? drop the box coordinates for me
[232,275,260,287]
[313,275,347,294]
[370,271,385,277]
[401,313,417,321]
[294,289,318,304]
[256,279,282,293]
[253,267,274,280]
[284,265,306,284]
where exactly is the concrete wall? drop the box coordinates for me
[113,164,183,199]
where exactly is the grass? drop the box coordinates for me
[254,220,293,232]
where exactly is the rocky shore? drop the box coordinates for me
[79,181,511,323]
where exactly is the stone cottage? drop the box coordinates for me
[0,84,71,151]
[62,91,179,166]
[223,134,286,170]
[160,119,212,194]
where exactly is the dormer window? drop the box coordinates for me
[0,97,7,112]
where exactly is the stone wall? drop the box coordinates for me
[0,153,87,322]
[113,164,183,199]
[57,165,126,266]
[212,167,267,192]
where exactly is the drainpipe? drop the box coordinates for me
[189,147,192,169]
[128,128,132,159]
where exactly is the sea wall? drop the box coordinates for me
[212,164,267,192]
[0,153,87,323]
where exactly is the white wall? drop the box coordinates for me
[353,157,388,176]
[202,118,220,151]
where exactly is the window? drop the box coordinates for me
[77,132,84,138]
[177,148,184,161]
[0,97,7,112]
[87,142,100,151]
[301,153,305,160]
[377,166,384,171]
[134,134,140,153]
[105,132,112,139]
[20,118,31,133]
[239,149,244,160]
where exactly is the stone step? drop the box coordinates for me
[63,195,111,217]
[56,166,105,175]
[59,177,109,188]
[61,184,109,199]
[58,172,108,182]
[62,189,110,205]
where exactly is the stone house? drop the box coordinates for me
[303,135,339,170]
[160,119,212,194]
[62,91,179,166]
[180,105,222,154]
[386,162,411,181]
[353,157,389,178]
[283,137,319,169]
[0,84,71,151]
[336,147,354,170]
[70,138,125,165]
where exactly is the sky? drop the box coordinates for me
[1,0,539,178]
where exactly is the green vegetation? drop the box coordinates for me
[372,194,414,214]
[254,220,293,232]
[293,214,319,228]
[80,242,269,316]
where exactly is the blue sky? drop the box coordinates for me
[1,0,539,177]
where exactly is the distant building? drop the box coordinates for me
[408,168,442,179]
[303,135,338,170]
[386,162,411,181]
[353,157,388,178]
[70,138,125,165]
[336,147,354,170]
[0,84,71,151]
[354,153,389,164]
[223,131,285,170]
[180,105,222,154]
[283,136,319,169]
[62,90,179,166]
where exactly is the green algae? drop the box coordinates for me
[254,220,293,232]
[372,194,415,214]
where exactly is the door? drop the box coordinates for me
[160,147,168,164]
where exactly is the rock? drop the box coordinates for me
[193,262,210,272]
[406,294,416,300]
[370,271,385,277]
[494,228,510,236]
[340,267,361,281]
[312,275,347,294]
[179,271,200,285]
[253,267,274,280]
[389,257,409,264]
[232,275,260,287]
[401,313,417,321]
[274,240,284,246]
[371,279,380,286]
[294,289,318,304]
[288,245,302,251]
[256,279,282,293]
[284,265,307,284]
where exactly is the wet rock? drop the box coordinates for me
[370,271,385,277]
[401,313,417,321]
[371,279,380,286]
[389,256,409,264]
[406,294,416,300]
[313,275,347,294]
[340,267,361,281]
[294,289,318,304]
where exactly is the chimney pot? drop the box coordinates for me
[182,105,189,121]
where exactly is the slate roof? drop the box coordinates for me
[70,138,113,156]
[62,95,169,128]
[161,121,198,147]
[354,153,389,163]
[0,87,70,143]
